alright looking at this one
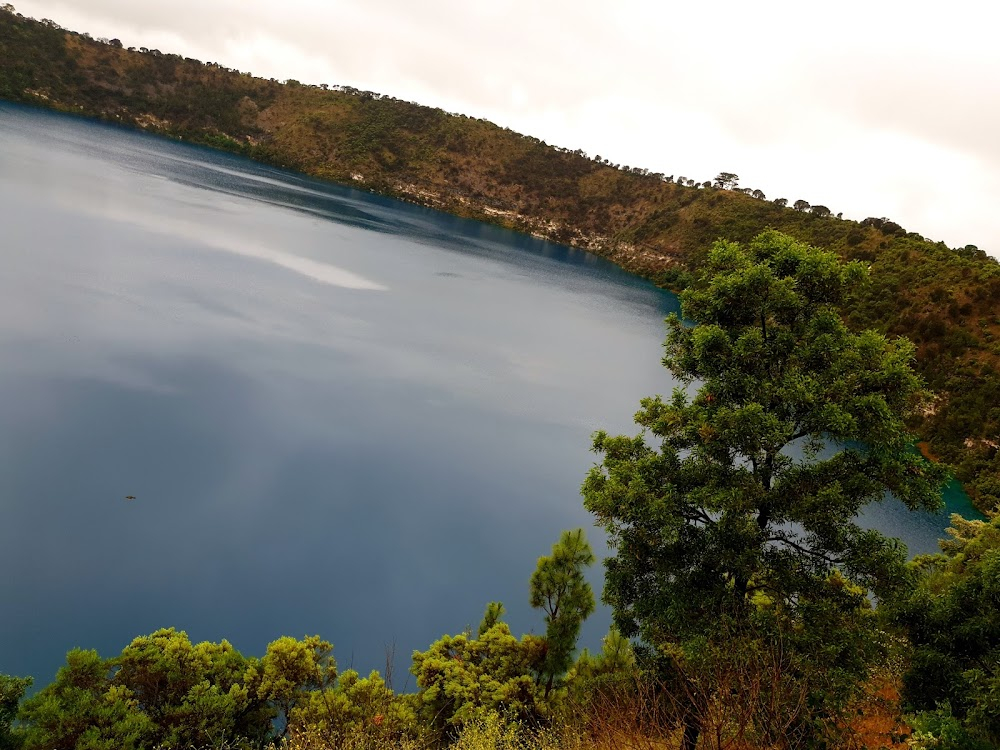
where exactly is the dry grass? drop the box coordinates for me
[271,671,910,750]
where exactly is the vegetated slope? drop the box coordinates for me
[2,6,999,513]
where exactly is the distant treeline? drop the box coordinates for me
[1,4,999,512]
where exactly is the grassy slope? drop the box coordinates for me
[3,7,1000,513]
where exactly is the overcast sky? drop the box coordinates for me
[14,0,1000,256]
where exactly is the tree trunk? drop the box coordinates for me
[680,713,701,750]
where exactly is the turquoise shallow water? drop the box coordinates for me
[0,103,979,687]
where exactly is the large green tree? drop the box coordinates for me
[582,230,945,749]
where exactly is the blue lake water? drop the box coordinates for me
[0,103,980,688]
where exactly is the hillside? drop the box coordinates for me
[2,5,999,514]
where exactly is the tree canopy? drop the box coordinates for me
[898,514,1000,748]
[0,674,30,750]
[410,529,595,739]
[583,230,946,748]
[13,629,369,750]
[713,172,739,190]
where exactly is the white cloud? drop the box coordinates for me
[13,0,1000,254]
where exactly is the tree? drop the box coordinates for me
[773,198,788,208]
[529,528,596,696]
[19,630,411,750]
[0,675,30,750]
[288,668,419,747]
[247,635,335,739]
[713,172,739,190]
[793,199,810,211]
[568,626,638,695]
[478,601,506,637]
[955,244,985,260]
[19,629,278,749]
[861,216,906,236]
[898,514,1000,747]
[115,629,254,733]
[810,204,832,217]
[19,648,158,750]
[582,230,945,749]
[410,617,546,738]
[411,530,595,737]
[751,189,766,200]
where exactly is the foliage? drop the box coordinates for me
[582,231,946,748]
[479,602,507,638]
[410,529,596,738]
[19,647,162,750]
[713,172,739,190]
[0,674,30,750]
[284,668,421,747]
[897,514,1000,747]
[906,702,994,750]
[409,619,548,739]
[569,627,637,687]
[449,713,537,750]
[246,634,334,739]
[528,529,595,696]
[15,629,361,750]
[564,626,640,719]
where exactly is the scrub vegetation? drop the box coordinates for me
[2,6,1000,748]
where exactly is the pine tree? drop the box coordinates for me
[529,528,596,696]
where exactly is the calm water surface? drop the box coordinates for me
[0,104,980,686]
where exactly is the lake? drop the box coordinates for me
[0,103,980,688]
